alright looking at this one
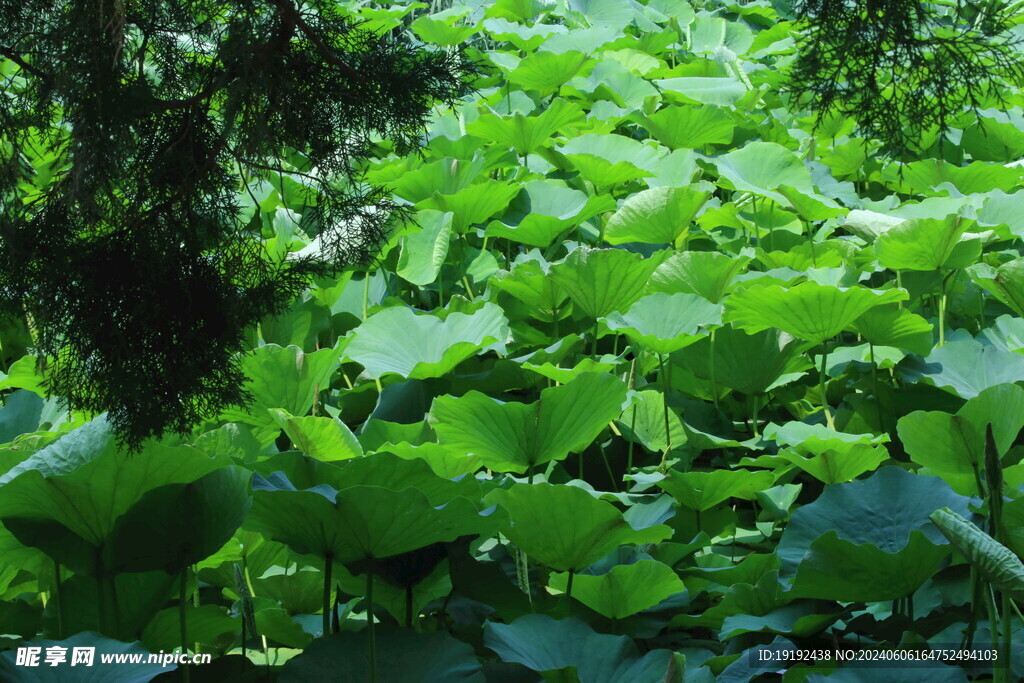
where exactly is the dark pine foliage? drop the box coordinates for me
[0,0,473,449]
[786,0,1024,155]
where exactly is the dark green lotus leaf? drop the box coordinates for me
[672,326,809,395]
[0,416,226,574]
[485,615,676,682]
[279,629,483,683]
[103,467,253,574]
[246,481,497,565]
[486,483,671,572]
[657,469,775,511]
[430,372,628,474]
[548,559,684,619]
[777,468,971,601]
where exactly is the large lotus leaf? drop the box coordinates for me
[602,293,721,355]
[485,615,676,682]
[778,443,889,485]
[548,559,683,619]
[712,141,815,205]
[777,468,970,601]
[487,179,613,247]
[486,483,671,572]
[967,258,1024,318]
[421,180,522,233]
[559,133,664,185]
[482,18,567,51]
[252,450,477,507]
[874,216,981,271]
[270,409,362,462]
[604,184,713,246]
[102,467,251,574]
[0,632,170,681]
[656,76,747,106]
[507,50,590,95]
[280,629,484,683]
[648,251,751,303]
[388,154,484,204]
[724,281,907,345]
[550,247,664,319]
[673,326,809,395]
[142,604,239,653]
[467,98,584,156]
[491,254,568,322]
[843,209,905,242]
[0,417,224,572]
[247,482,496,564]
[688,14,754,54]
[396,210,452,286]
[569,59,660,110]
[897,383,1024,494]
[638,105,735,149]
[932,508,1024,602]
[614,389,688,454]
[852,305,934,357]
[764,421,887,450]
[429,372,628,473]
[344,303,508,379]
[411,10,478,45]
[885,159,1024,195]
[221,344,342,439]
[657,469,775,511]
[900,339,1024,399]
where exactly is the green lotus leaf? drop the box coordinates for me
[270,409,363,462]
[550,247,664,319]
[898,383,1024,494]
[377,441,481,479]
[411,11,478,46]
[712,141,815,205]
[724,281,907,345]
[932,508,1024,602]
[688,15,754,54]
[777,468,970,601]
[396,210,452,286]
[247,480,496,564]
[569,58,660,109]
[778,443,888,485]
[0,632,170,681]
[967,258,1024,317]
[875,215,982,271]
[490,255,569,322]
[763,421,887,450]
[487,179,614,247]
[558,133,663,188]
[615,389,688,454]
[430,372,628,473]
[420,180,522,233]
[648,251,751,303]
[852,305,934,356]
[548,559,683,619]
[657,469,775,511]
[901,339,1024,399]
[673,326,809,395]
[884,159,1024,195]
[507,50,589,95]
[486,483,671,572]
[485,615,675,681]
[601,292,721,354]
[345,303,508,379]
[843,209,905,242]
[656,76,747,106]
[142,604,239,653]
[102,467,252,574]
[0,417,225,574]
[637,105,735,149]
[221,344,342,441]
[604,184,714,246]
[281,630,483,683]
[482,17,567,51]
[467,98,585,156]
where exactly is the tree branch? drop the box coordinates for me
[270,0,365,83]
[0,45,51,81]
